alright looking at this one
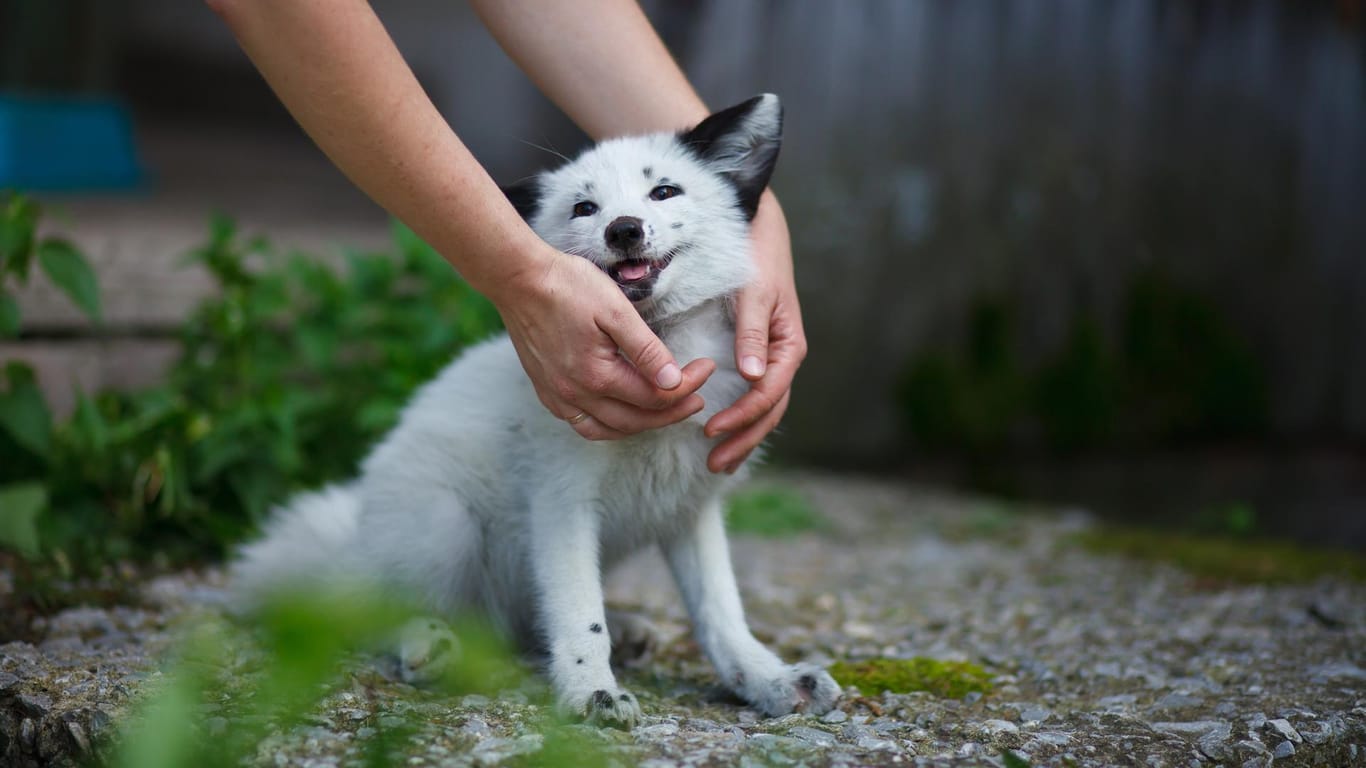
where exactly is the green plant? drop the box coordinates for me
[828,657,993,698]
[111,587,562,768]
[1074,525,1366,585]
[725,486,828,537]
[895,269,1270,456]
[1,192,104,565]
[0,196,503,578]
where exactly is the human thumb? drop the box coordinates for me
[600,304,682,389]
[732,290,771,380]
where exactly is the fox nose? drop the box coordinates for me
[605,217,645,252]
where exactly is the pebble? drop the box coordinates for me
[787,726,837,746]
[979,719,1019,736]
[1264,718,1301,743]
[821,709,849,724]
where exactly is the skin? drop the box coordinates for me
[207,0,806,473]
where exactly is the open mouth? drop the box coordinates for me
[607,258,664,285]
[603,252,675,299]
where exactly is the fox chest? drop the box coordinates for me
[593,409,740,563]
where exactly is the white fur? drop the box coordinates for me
[232,94,838,726]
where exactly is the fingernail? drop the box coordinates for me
[741,355,765,377]
[724,462,741,475]
[656,363,682,389]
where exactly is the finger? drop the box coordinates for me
[598,305,683,389]
[704,354,795,437]
[568,413,629,441]
[708,390,790,473]
[595,357,716,410]
[732,288,772,381]
[585,393,706,434]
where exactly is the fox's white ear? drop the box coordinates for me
[679,94,783,220]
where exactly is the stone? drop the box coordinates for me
[1155,692,1203,710]
[636,722,680,739]
[460,716,492,739]
[1152,721,1228,737]
[1264,718,1301,744]
[821,709,848,724]
[856,734,900,751]
[1196,722,1233,761]
[787,726,837,746]
[1271,741,1295,759]
[980,719,1019,736]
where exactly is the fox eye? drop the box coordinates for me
[572,201,599,218]
[648,185,682,201]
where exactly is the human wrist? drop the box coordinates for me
[466,229,556,310]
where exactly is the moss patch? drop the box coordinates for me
[725,487,829,538]
[829,658,993,698]
[1076,527,1366,585]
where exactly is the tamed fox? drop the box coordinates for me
[234,94,839,728]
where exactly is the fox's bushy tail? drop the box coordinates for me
[231,484,361,603]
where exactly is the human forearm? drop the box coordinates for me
[470,0,709,138]
[207,0,541,296]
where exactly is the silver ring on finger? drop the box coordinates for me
[566,411,589,426]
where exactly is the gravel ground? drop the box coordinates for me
[2,472,1364,767]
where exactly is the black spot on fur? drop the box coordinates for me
[642,166,653,179]
[576,658,583,665]
[432,637,452,656]
[500,180,540,222]
[590,623,603,634]
[591,690,615,710]
[619,693,631,701]
[670,221,683,229]
[798,674,818,691]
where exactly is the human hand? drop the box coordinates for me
[489,239,716,440]
[704,192,807,473]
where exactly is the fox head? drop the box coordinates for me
[504,94,783,320]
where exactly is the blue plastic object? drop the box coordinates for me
[0,92,143,191]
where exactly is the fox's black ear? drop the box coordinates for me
[501,179,541,222]
[679,94,783,220]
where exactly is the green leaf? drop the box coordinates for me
[0,362,53,459]
[0,291,19,337]
[73,390,109,453]
[0,195,39,279]
[1001,749,1033,768]
[38,238,101,322]
[0,482,46,557]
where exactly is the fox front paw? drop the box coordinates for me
[743,663,841,717]
[395,617,459,684]
[558,686,643,730]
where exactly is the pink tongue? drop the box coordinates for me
[618,262,650,281]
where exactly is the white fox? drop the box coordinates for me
[233,94,839,728]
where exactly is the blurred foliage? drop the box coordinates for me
[828,657,993,699]
[724,486,829,538]
[0,193,503,579]
[1074,525,1366,585]
[897,269,1268,457]
[111,586,608,768]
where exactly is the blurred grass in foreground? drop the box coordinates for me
[111,586,611,768]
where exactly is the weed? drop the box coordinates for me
[828,657,994,698]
